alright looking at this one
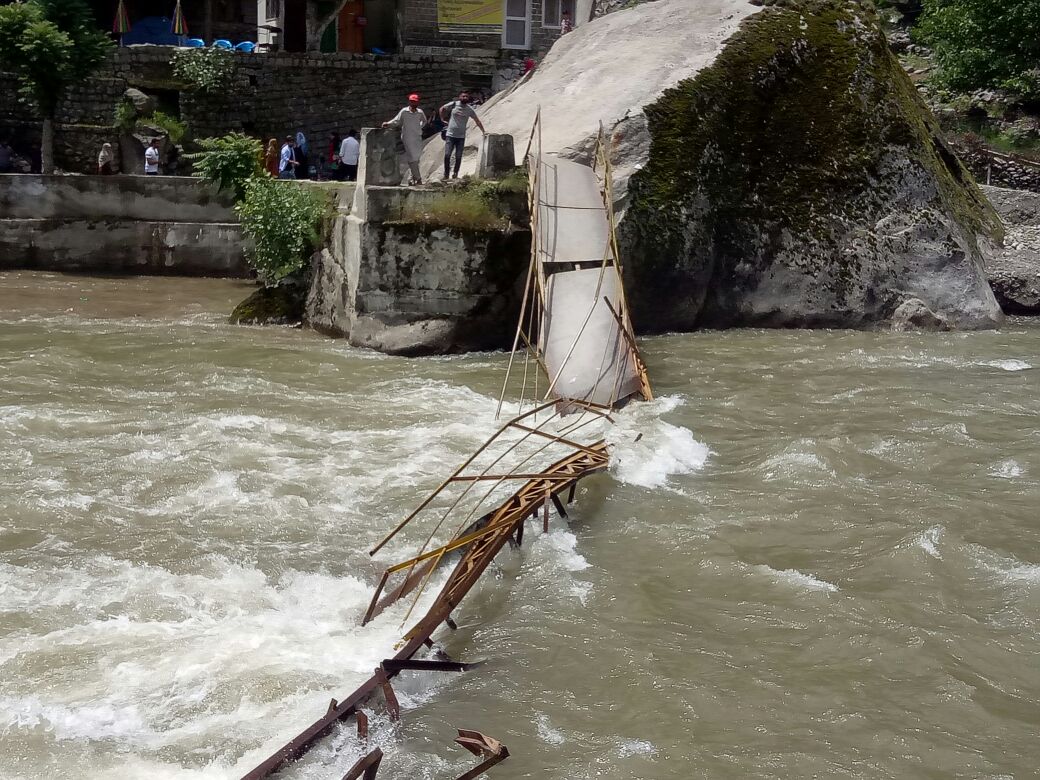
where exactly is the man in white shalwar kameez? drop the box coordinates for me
[382,93,427,185]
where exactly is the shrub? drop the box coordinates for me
[149,111,187,144]
[915,0,1040,99]
[171,47,236,94]
[237,177,326,284]
[187,133,264,200]
[114,99,136,131]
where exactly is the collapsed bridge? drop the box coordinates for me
[242,118,652,780]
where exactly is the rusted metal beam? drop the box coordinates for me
[551,493,568,518]
[449,473,575,482]
[241,447,609,780]
[508,422,605,456]
[381,658,479,673]
[454,730,510,779]
[374,668,400,722]
[356,711,368,742]
[341,748,382,780]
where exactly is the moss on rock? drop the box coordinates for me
[229,284,306,325]
[621,0,1003,330]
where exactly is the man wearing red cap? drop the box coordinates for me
[382,93,428,185]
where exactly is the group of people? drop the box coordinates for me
[82,89,489,184]
[264,131,360,181]
[95,138,177,176]
[380,90,486,185]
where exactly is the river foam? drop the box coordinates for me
[606,395,710,489]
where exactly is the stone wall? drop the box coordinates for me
[0,46,464,174]
[0,174,248,277]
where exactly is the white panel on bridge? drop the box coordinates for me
[540,266,642,408]
[535,155,611,266]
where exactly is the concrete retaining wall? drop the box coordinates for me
[304,129,529,354]
[0,175,238,222]
[0,174,248,277]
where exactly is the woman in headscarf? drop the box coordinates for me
[295,131,309,179]
[97,143,115,175]
[264,138,279,177]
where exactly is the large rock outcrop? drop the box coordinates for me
[439,0,1003,331]
[982,185,1040,315]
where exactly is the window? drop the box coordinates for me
[503,0,530,49]
[542,0,574,28]
[265,0,281,20]
[543,0,560,27]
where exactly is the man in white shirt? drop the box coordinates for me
[279,136,298,179]
[439,92,485,180]
[382,93,427,185]
[338,129,360,182]
[144,139,161,175]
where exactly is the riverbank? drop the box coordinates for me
[2,270,1039,779]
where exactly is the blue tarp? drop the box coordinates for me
[121,16,180,47]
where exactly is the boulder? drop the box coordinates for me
[230,284,306,326]
[890,298,951,331]
[982,185,1040,314]
[119,131,167,175]
[453,0,1003,331]
[123,88,156,117]
[349,315,457,356]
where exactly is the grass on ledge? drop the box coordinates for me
[399,190,510,231]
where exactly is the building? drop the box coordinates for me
[399,0,591,54]
[256,0,592,55]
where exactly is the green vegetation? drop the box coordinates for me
[114,99,137,131]
[115,101,187,144]
[148,111,187,144]
[0,0,111,173]
[400,191,509,231]
[187,133,264,200]
[236,177,326,284]
[171,47,236,94]
[397,170,527,230]
[915,0,1040,99]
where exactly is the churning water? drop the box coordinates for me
[1,272,1039,779]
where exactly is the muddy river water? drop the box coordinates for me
[1,272,1038,779]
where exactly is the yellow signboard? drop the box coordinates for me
[438,0,504,31]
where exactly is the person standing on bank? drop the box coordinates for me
[279,136,298,179]
[144,139,161,176]
[382,94,427,185]
[338,129,360,182]
[265,138,279,177]
[439,92,485,180]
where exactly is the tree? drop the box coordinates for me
[0,0,111,173]
[305,0,353,52]
[915,0,1040,99]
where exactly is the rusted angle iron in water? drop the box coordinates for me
[240,444,608,780]
[341,731,509,780]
